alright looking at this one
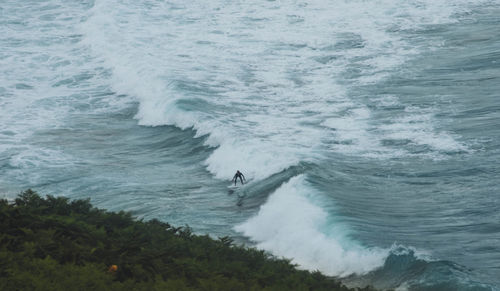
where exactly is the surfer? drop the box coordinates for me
[232,170,246,186]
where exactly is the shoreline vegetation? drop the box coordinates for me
[0,190,378,290]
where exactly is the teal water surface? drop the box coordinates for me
[1,0,499,289]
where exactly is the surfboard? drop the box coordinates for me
[228,179,251,194]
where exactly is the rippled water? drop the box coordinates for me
[1,0,499,289]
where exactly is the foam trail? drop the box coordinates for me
[235,175,387,277]
[79,0,479,182]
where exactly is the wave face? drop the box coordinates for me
[235,175,388,277]
[1,0,500,289]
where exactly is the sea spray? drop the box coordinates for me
[235,175,387,277]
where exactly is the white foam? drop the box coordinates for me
[80,0,476,174]
[9,147,73,169]
[323,110,374,151]
[0,1,126,189]
[388,243,434,262]
[235,175,388,277]
[379,110,469,153]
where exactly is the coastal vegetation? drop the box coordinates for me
[0,190,375,290]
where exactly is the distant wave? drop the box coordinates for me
[80,0,480,184]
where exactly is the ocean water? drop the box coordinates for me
[1,0,499,289]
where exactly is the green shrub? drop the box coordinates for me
[0,190,377,291]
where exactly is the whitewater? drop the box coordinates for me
[1,0,499,289]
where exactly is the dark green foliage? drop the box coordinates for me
[0,190,377,291]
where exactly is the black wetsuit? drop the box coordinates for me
[233,171,245,185]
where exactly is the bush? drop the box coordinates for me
[0,190,376,291]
